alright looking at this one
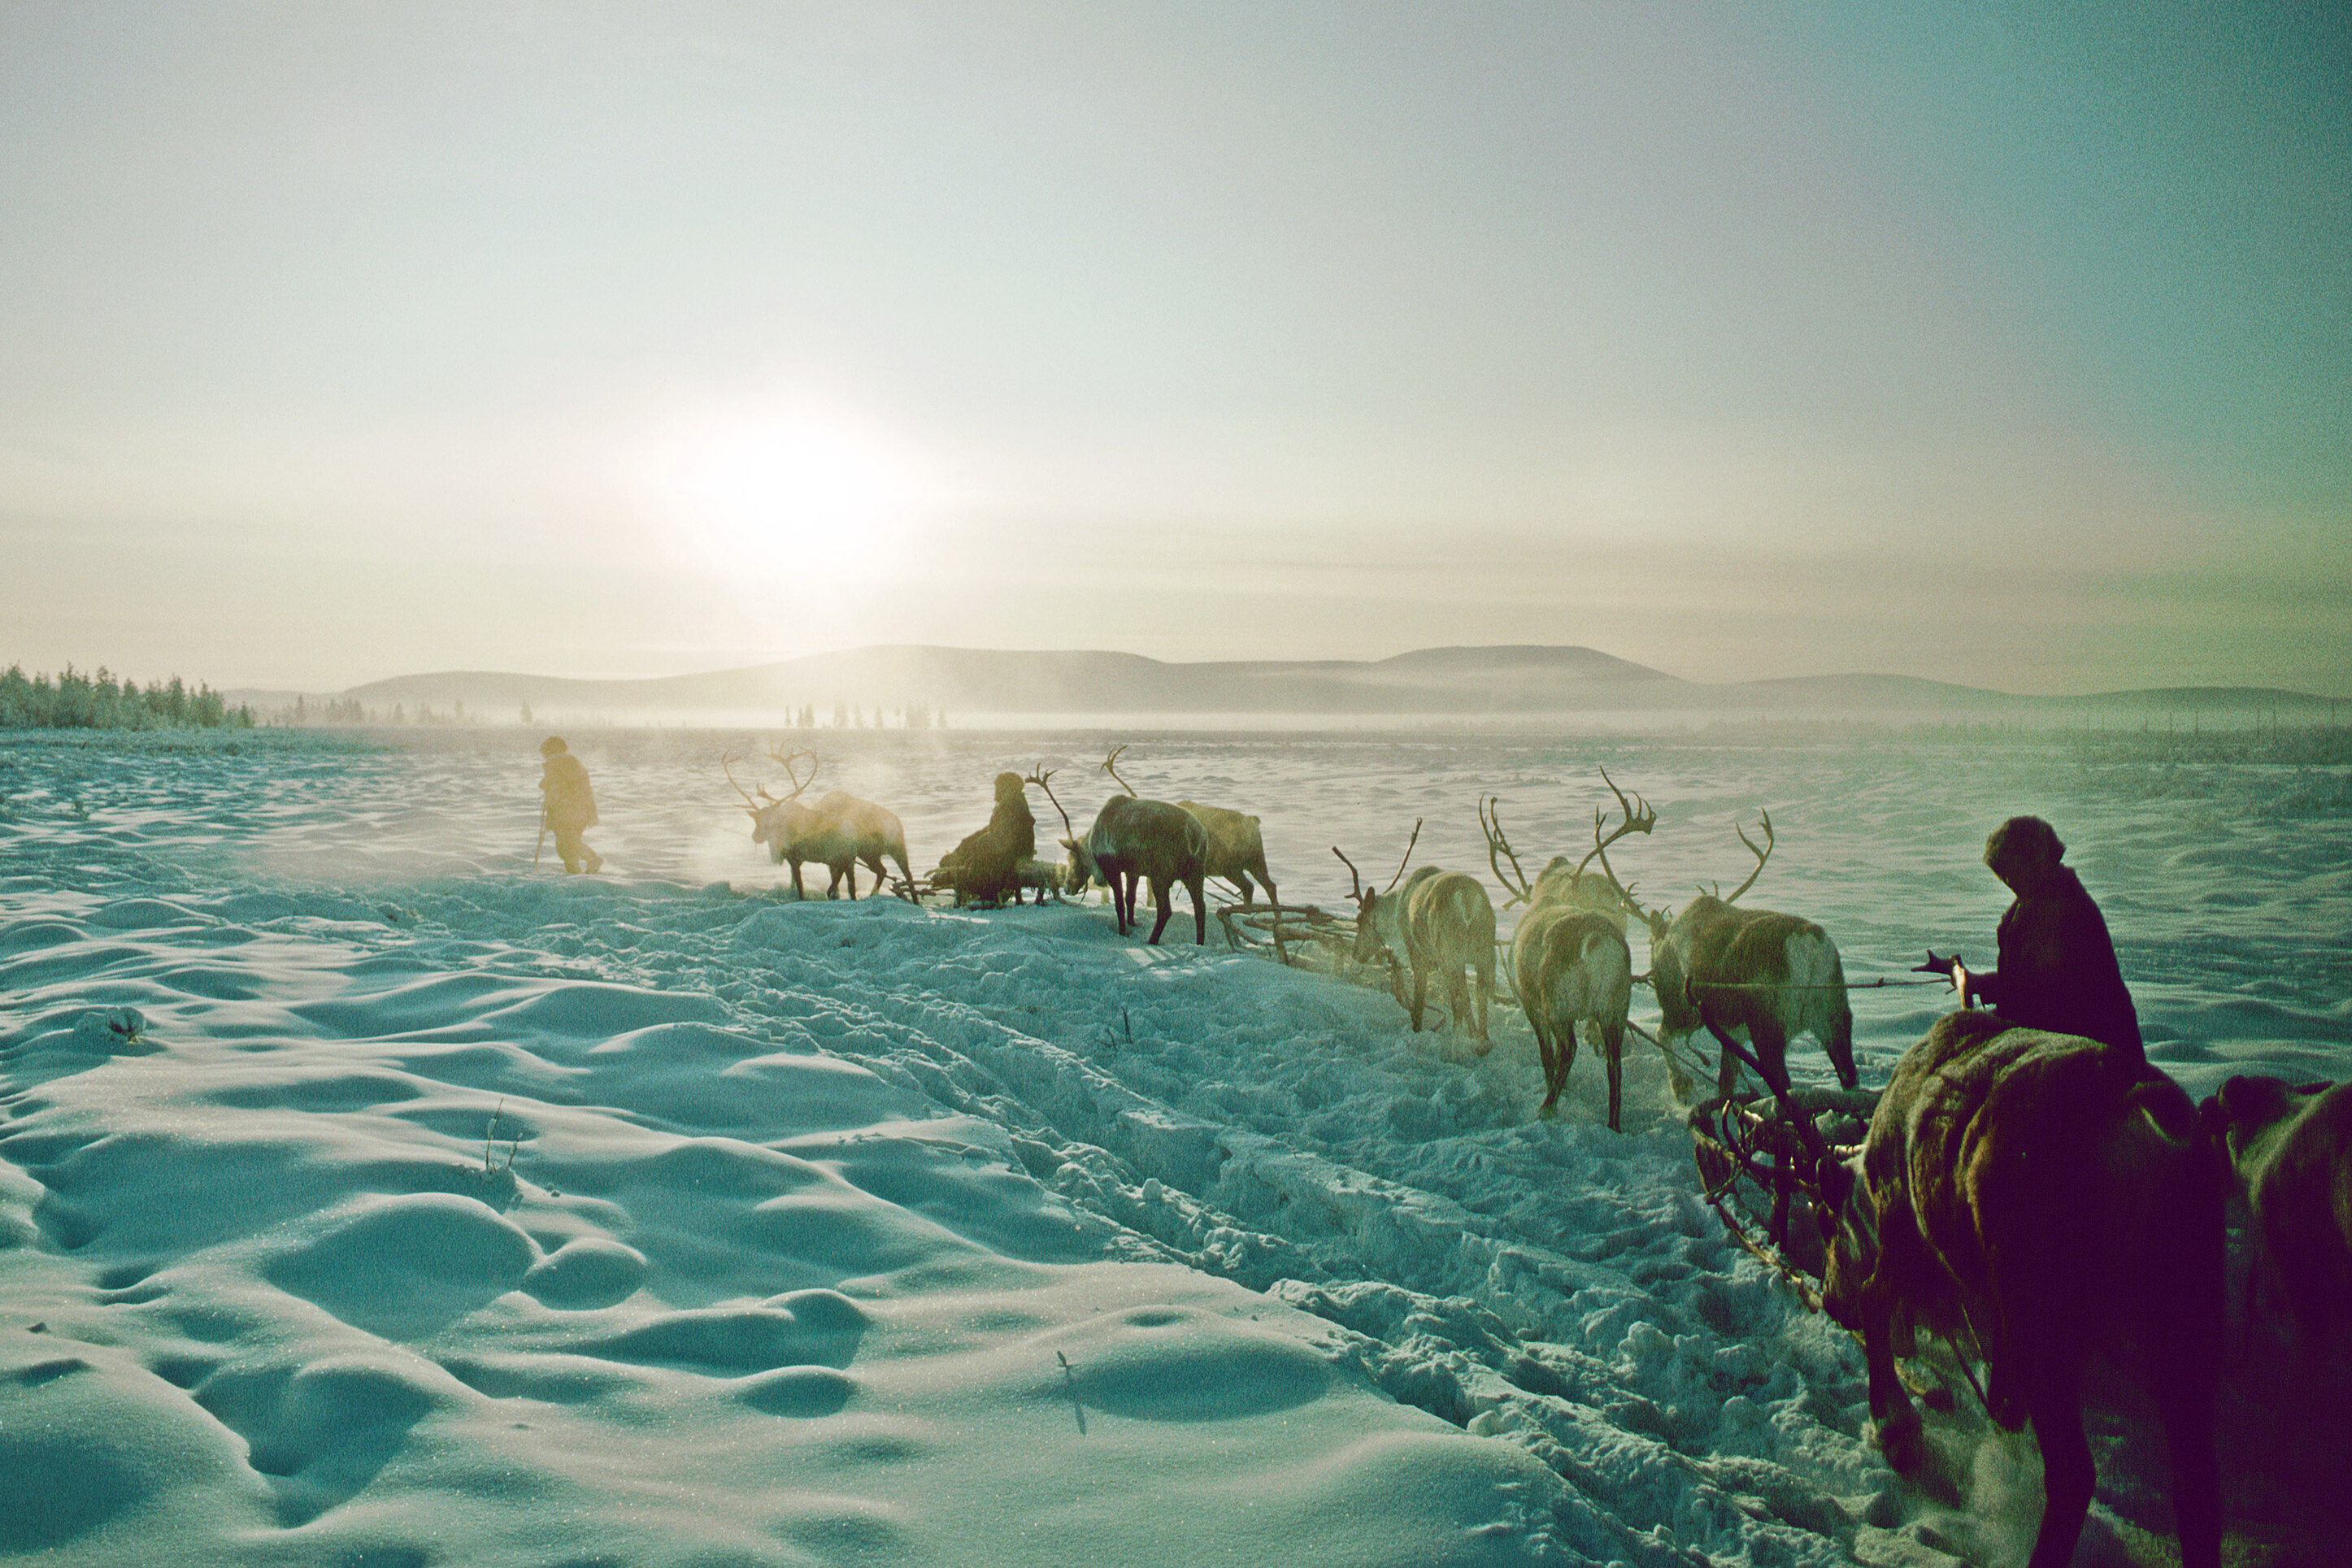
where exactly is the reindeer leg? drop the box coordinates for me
[1146,874,1174,945]
[2154,1340,2223,1568]
[1749,1016,1793,1101]
[1189,873,1206,945]
[2023,1372,2094,1568]
[1532,1016,1559,1111]
[1409,960,1429,1032]
[1712,1018,1741,1100]
[1453,966,1482,1051]
[2157,1179,2227,1568]
[1862,1299,1928,1474]
[1602,1019,1624,1132]
[1476,951,1493,1042]
[1549,1019,1580,1110]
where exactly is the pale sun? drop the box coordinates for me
[637,410,936,584]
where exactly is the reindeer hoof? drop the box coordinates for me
[1872,1409,1929,1474]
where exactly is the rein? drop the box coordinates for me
[1680,975,1951,993]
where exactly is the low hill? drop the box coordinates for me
[226,645,2340,726]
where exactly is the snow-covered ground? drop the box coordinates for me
[3,725,2346,1566]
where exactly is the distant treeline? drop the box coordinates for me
[1,664,254,730]
[2067,723,2352,768]
[263,697,946,729]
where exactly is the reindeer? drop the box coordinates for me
[724,748,858,899]
[1633,812,1858,1098]
[1086,744,1279,910]
[1337,824,1495,1045]
[810,788,913,901]
[1178,801,1278,907]
[2204,1074,2352,1344]
[1480,766,1655,934]
[1511,904,1632,1122]
[1030,766,1091,902]
[1819,1011,2224,1568]
[1493,779,1654,1125]
[1013,857,1066,903]
[1063,796,1210,945]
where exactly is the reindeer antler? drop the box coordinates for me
[1720,810,1774,904]
[1026,765,1076,844]
[765,744,819,800]
[1576,767,1659,923]
[1098,744,1138,797]
[721,749,777,812]
[1385,819,1422,893]
[1571,766,1657,886]
[1480,796,1535,907]
[1332,845,1368,906]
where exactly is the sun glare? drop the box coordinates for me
[637,410,938,585]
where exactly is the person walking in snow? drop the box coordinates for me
[538,736,602,874]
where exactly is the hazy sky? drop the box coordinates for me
[3,2,2345,695]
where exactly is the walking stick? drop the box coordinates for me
[533,807,548,869]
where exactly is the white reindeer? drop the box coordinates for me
[724,749,858,899]
[1635,814,1858,1098]
[1339,827,1495,1045]
[811,788,913,901]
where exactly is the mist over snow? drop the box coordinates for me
[3,726,2348,1566]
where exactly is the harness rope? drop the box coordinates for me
[1681,975,1952,992]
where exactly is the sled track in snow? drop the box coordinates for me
[376,880,1889,1568]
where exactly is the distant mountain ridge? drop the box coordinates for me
[233,644,2339,722]
[333,644,1698,716]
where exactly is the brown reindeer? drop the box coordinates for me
[1339,826,1496,1045]
[1063,795,1210,945]
[2204,1074,2352,1342]
[1085,744,1278,910]
[1177,801,1278,907]
[1820,1012,2224,1568]
[1634,813,1858,1097]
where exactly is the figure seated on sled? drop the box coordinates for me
[933,772,1039,907]
[1916,814,2141,1059]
